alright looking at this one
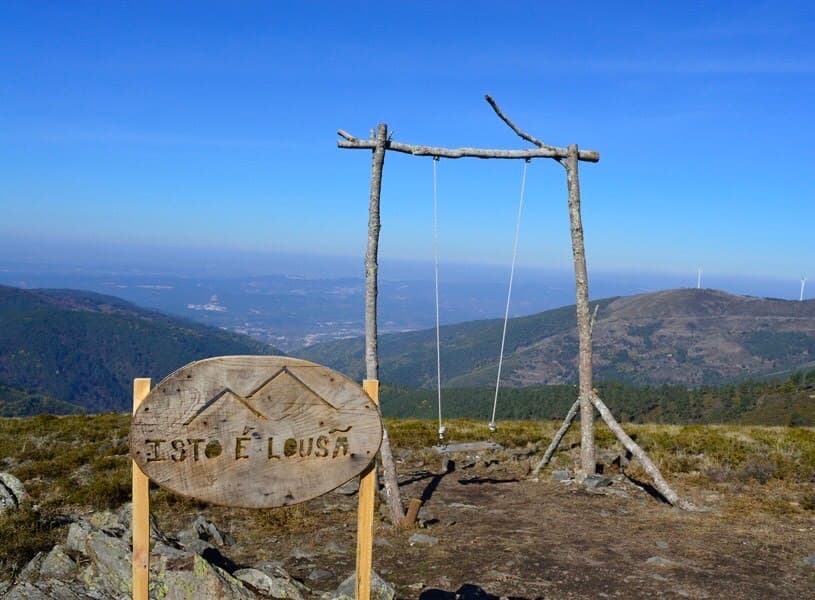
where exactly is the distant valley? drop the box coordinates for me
[3,262,804,352]
[0,266,580,350]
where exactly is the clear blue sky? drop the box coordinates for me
[1,1,813,282]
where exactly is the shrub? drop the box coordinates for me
[0,502,66,575]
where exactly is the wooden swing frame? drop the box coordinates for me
[338,95,696,524]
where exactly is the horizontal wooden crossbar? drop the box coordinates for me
[337,132,600,162]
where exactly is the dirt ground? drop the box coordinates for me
[165,448,815,600]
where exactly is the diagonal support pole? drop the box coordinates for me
[531,399,579,478]
[590,392,698,511]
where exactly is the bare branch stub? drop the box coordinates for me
[484,95,570,168]
[484,94,549,149]
[337,129,356,142]
[589,303,601,335]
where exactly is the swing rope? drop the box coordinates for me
[489,159,529,433]
[432,157,445,441]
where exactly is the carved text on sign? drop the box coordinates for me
[130,356,383,508]
[141,431,351,462]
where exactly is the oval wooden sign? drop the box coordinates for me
[130,356,382,508]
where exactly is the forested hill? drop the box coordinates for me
[0,286,281,413]
[379,371,815,426]
[299,289,815,387]
[0,381,85,417]
[300,299,611,387]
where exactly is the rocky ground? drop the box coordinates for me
[2,440,814,599]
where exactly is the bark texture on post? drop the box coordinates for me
[365,123,406,525]
[590,393,697,510]
[365,124,386,378]
[565,144,596,476]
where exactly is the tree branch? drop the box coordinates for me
[589,303,600,336]
[338,137,600,162]
[337,129,356,141]
[484,94,550,149]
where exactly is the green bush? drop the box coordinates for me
[0,503,66,575]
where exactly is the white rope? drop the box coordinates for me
[432,157,445,441]
[490,160,529,432]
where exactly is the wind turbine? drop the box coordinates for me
[801,276,807,302]
[697,266,702,290]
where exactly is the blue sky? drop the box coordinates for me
[1,1,813,284]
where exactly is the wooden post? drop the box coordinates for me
[565,145,596,476]
[364,123,406,525]
[404,497,423,527]
[356,379,380,600]
[132,378,151,600]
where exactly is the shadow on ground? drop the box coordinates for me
[419,583,536,600]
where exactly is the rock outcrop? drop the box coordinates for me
[0,473,26,515]
[1,504,375,599]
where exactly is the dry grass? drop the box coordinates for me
[385,418,815,517]
[0,414,812,575]
[386,418,554,450]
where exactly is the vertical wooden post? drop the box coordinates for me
[132,378,151,600]
[364,123,406,525]
[356,379,379,600]
[365,128,386,382]
[565,144,596,476]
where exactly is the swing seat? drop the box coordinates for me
[431,440,503,454]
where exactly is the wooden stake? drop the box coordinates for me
[404,498,423,527]
[356,379,380,600]
[132,378,151,600]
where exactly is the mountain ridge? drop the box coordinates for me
[298,288,815,387]
[0,285,282,413]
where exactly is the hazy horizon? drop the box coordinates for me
[2,2,813,286]
[0,236,808,304]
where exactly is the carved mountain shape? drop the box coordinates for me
[183,367,337,425]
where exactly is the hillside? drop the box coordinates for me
[299,289,815,387]
[0,286,281,413]
[0,381,85,417]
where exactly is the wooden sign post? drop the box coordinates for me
[132,378,151,600]
[130,356,384,598]
[356,379,379,600]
